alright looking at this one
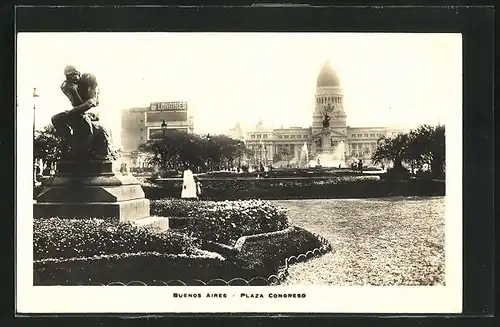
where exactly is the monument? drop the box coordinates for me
[314,105,346,167]
[34,65,153,223]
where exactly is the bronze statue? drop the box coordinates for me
[322,111,331,128]
[51,65,115,160]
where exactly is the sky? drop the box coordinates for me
[17,32,462,146]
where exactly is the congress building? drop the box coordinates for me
[240,60,409,168]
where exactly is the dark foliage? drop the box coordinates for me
[33,218,196,261]
[150,199,289,245]
[143,177,445,201]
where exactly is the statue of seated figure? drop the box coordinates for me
[51,65,116,161]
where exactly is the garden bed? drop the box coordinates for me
[151,199,289,245]
[34,251,257,286]
[33,218,196,261]
[34,175,444,200]
[143,178,445,200]
[33,201,331,285]
[232,226,330,278]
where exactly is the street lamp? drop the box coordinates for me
[33,87,39,134]
[206,134,211,172]
[33,88,40,185]
[258,142,264,170]
[237,140,243,168]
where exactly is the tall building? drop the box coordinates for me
[121,101,194,167]
[243,60,409,168]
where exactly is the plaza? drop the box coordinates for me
[227,60,410,168]
[119,60,409,170]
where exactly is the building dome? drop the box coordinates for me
[316,60,341,87]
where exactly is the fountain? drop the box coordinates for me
[298,142,309,168]
[316,140,346,168]
[334,140,346,167]
[311,112,347,168]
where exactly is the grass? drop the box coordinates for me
[270,197,445,286]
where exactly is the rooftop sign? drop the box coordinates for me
[149,101,187,111]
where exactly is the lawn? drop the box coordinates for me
[270,197,445,286]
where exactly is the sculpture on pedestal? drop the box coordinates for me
[34,65,152,223]
[322,111,331,129]
[51,65,116,161]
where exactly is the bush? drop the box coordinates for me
[34,251,252,286]
[205,168,368,178]
[381,167,411,181]
[151,199,289,245]
[150,198,203,217]
[33,218,197,261]
[143,177,444,200]
[235,226,325,275]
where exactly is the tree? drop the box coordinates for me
[371,133,411,171]
[408,124,445,178]
[137,130,248,172]
[33,124,69,165]
[372,124,446,179]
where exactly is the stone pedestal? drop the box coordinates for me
[321,132,332,151]
[34,160,150,222]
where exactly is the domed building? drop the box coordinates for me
[241,59,409,168]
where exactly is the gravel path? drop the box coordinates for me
[269,197,445,286]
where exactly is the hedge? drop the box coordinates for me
[33,218,329,285]
[151,199,289,245]
[33,251,261,286]
[234,226,325,277]
[143,178,445,200]
[34,176,444,201]
[33,218,197,261]
[203,168,372,178]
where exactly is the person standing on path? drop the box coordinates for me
[181,165,197,199]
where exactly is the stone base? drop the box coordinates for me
[34,198,150,221]
[34,160,150,222]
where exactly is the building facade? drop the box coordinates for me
[121,101,194,167]
[119,62,409,169]
[242,60,409,168]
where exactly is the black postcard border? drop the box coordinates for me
[3,3,495,325]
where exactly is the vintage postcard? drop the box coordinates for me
[17,32,462,313]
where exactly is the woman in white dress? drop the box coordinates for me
[181,165,197,199]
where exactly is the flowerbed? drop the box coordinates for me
[34,250,265,286]
[151,199,289,245]
[34,218,196,261]
[143,178,445,200]
[32,204,332,285]
[234,226,327,277]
